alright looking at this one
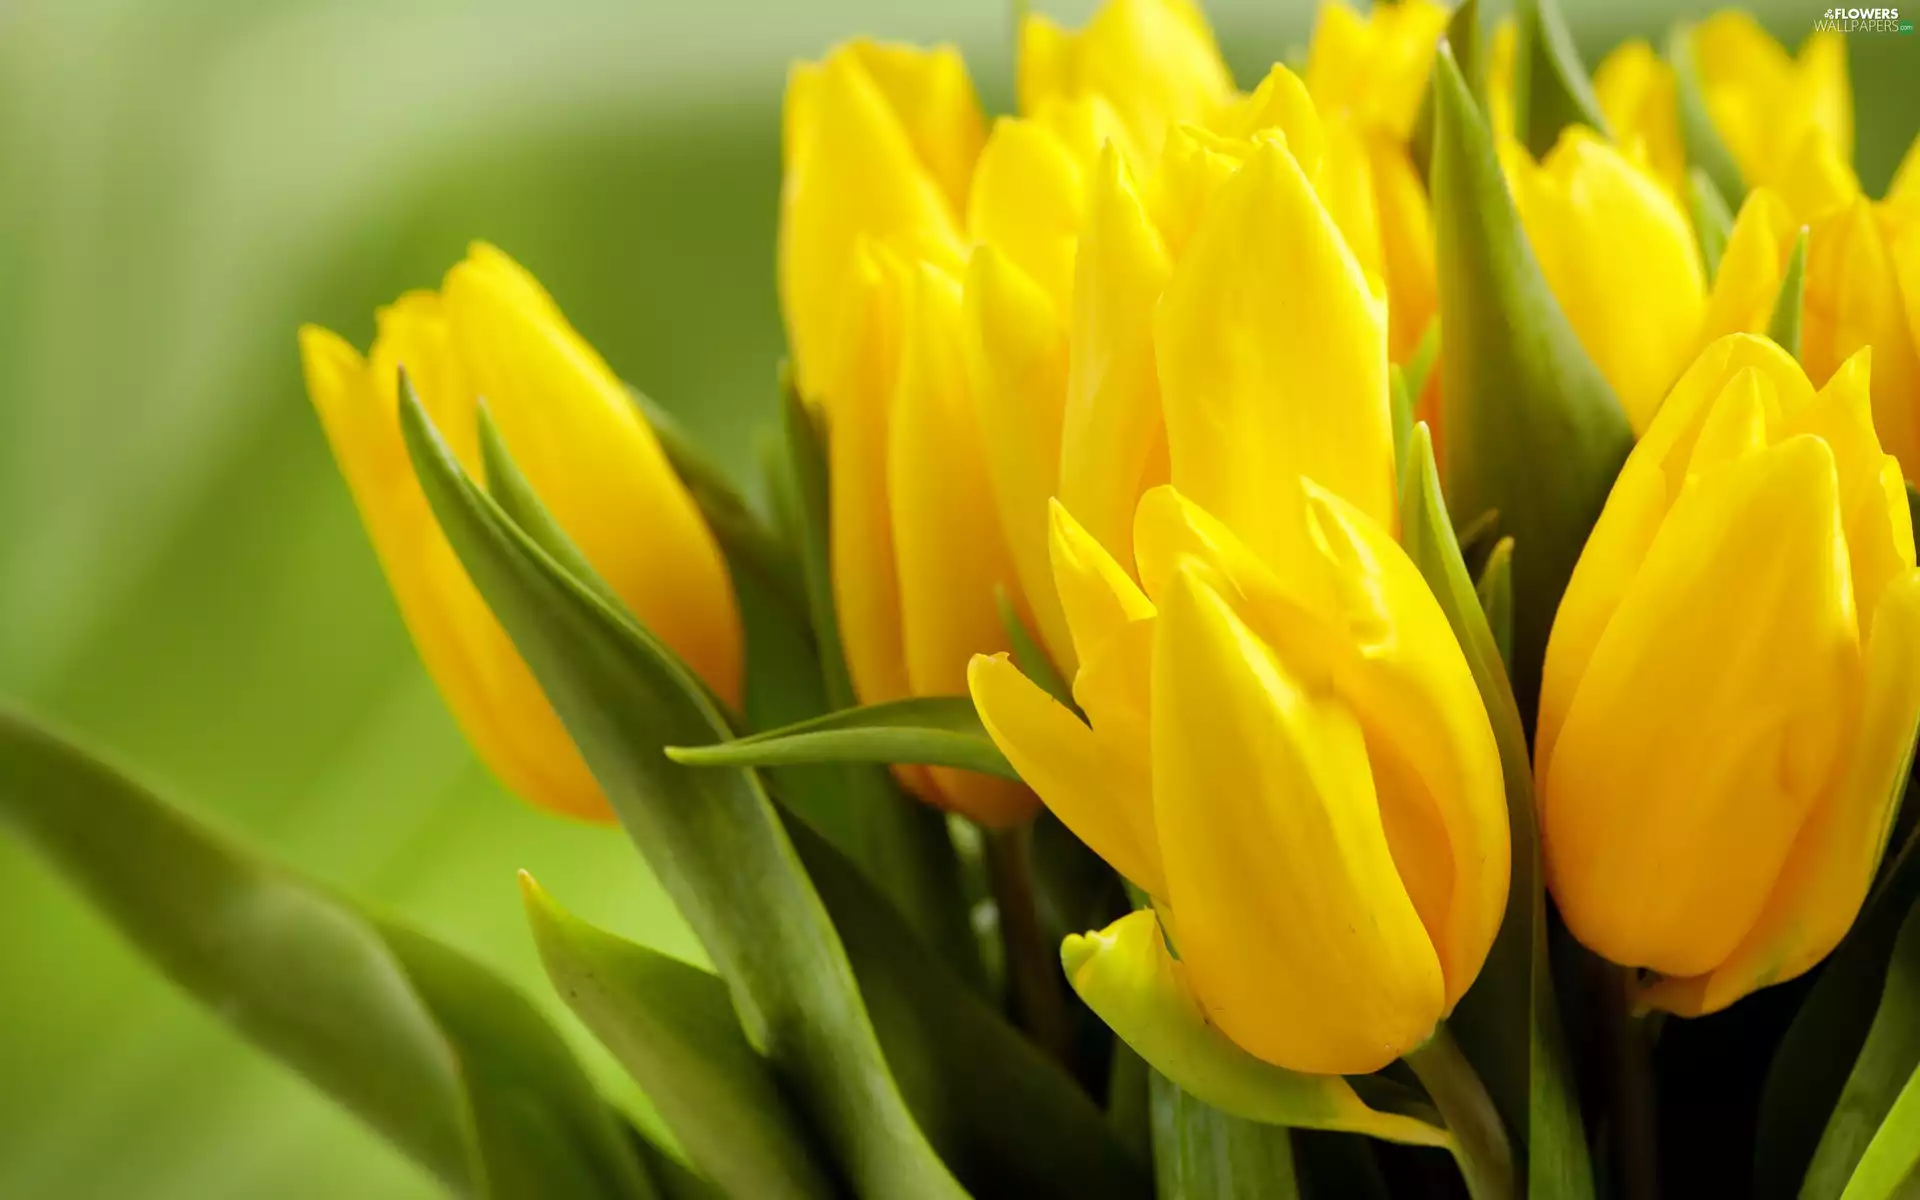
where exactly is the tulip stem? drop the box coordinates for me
[983,821,1072,1065]
[1404,1023,1515,1200]
[1597,962,1660,1200]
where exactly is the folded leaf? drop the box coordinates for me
[1430,42,1633,718]
[0,709,656,1200]
[1151,1071,1302,1199]
[667,696,1017,780]
[1399,424,1594,1199]
[1669,22,1746,208]
[1800,896,1920,1199]
[1511,0,1610,159]
[521,874,838,1200]
[400,387,969,1200]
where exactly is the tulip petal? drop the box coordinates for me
[1153,564,1443,1075]
[1057,148,1173,573]
[1641,572,1920,1016]
[838,40,985,218]
[1368,137,1439,365]
[967,117,1087,314]
[889,263,1035,827]
[1155,139,1394,573]
[1062,910,1451,1146]
[1050,498,1155,670]
[1303,0,1449,142]
[1541,435,1858,979]
[442,245,742,708]
[1805,199,1920,483]
[965,248,1075,674]
[1698,187,1797,347]
[300,325,608,821]
[970,654,1163,897]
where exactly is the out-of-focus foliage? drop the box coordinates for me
[0,0,1910,1196]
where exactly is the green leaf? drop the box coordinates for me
[1430,41,1633,718]
[520,874,839,1200]
[399,387,969,1200]
[1801,896,1920,1199]
[1390,366,1417,489]
[1151,1071,1303,1200]
[0,709,656,1200]
[781,807,1152,1198]
[1688,166,1736,281]
[779,378,981,986]
[1670,21,1746,209]
[1399,424,1594,1199]
[1062,909,1450,1149]
[997,584,1075,710]
[1767,227,1809,361]
[667,696,1017,781]
[1476,537,1515,672]
[1510,0,1610,159]
[1409,0,1485,182]
[1403,319,1442,412]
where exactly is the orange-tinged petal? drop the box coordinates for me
[1155,140,1393,571]
[1640,572,1920,1016]
[1154,564,1443,1074]
[440,244,742,709]
[965,248,1075,673]
[301,325,609,822]
[889,262,1035,827]
[1541,435,1857,979]
[1057,148,1173,573]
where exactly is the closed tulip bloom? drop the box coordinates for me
[1500,127,1706,434]
[971,487,1509,1074]
[1701,177,1920,481]
[1691,11,1854,219]
[300,244,742,821]
[1591,39,1686,197]
[1538,334,1920,1015]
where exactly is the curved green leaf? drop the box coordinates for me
[0,709,655,1200]
[399,387,969,1200]
[1400,424,1594,1199]
[1767,228,1809,361]
[1151,1071,1302,1200]
[1476,537,1515,672]
[1688,167,1736,280]
[1511,0,1610,158]
[1390,366,1417,488]
[1802,896,1920,1198]
[1841,1065,1920,1200]
[1669,22,1746,209]
[666,696,1017,781]
[521,875,838,1200]
[1430,41,1633,718]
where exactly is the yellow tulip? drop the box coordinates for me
[1701,180,1920,482]
[970,486,1509,1074]
[1499,127,1706,434]
[1537,333,1920,1015]
[301,244,742,821]
[1691,11,1855,219]
[1591,39,1686,197]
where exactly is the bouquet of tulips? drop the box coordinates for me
[8,0,1920,1196]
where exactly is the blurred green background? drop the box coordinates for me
[0,1,1909,1195]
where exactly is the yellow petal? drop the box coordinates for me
[779,46,965,399]
[1502,128,1706,434]
[440,244,742,709]
[1154,563,1443,1075]
[1155,140,1393,570]
[1303,0,1449,142]
[301,324,609,822]
[1592,39,1685,197]
[967,116,1087,314]
[1369,138,1438,366]
[1697,187,1797,349]
[1541,435,1858,979]
[1640,571,1920,1016]
[1888,133,1920,211]
[1804,198,1920,482]
[836,40,985,218]
[1057,148,1173,573]
[1017,0,1234,159]
[964,246,1075,673]
[1212,64,1326,173]
[889,262,1036,828]
[971,653,1163,896]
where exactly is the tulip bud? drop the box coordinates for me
[300,244,741,821]
[1538,333,1920,1015]
[1591,39,1686,196]
[971,487,1509,1074]
[1499,126,1706,434]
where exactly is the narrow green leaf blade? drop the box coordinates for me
[1390,366,1416,488]
[1431,40,1633,718]
[1670,21,1746,208]
[1767,228,1809,361]
[1802,897,1920,1198]
[400,390,968,1200]
[1512,0,1610,159]
[1839,1065,1920,1200]
[1688,166,1736,281]
[1400,425,1594,1199]
[1152,1072,1303,1200]
[0,709,655,1200]
[667,696,1017,781]
[1476,536,1515,672]
[521,874,839,1200]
